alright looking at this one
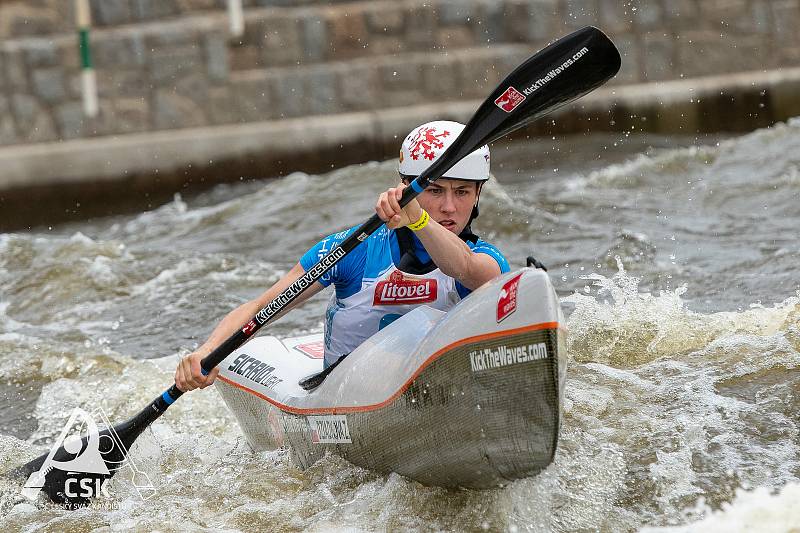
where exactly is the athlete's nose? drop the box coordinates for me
[440,191,457,214]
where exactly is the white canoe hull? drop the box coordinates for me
[215,267,566,489]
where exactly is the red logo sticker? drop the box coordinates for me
[373,270,437,306]
[497,273,523,322]
[494,86,526,113]
[294,340,325,359]
[242,320,257,335]
[408,126,450,161]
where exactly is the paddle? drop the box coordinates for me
[15,26,620,505]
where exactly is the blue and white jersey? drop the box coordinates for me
[300,225,509,367]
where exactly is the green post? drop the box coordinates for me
[76,0,98,117]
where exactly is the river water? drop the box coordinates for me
[0,119,798,531]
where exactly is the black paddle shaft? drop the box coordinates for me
[18,26,619,505]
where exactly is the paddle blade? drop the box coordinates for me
[421,26,621,183]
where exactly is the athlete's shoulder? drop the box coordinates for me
[322,224,390,246]
[299,225,365,286]
[328,225,361,245]
[469,238,510,273]
[360,226,395,279]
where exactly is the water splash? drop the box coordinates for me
[582,144,718,190]
[641,482,800,532]
[564,257,799,367]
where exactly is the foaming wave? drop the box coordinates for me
[564,258,800,367]
[0,224,291,357]
[113,192,241,244]
[480,176,559,224]
[560,341,798,529]
[581,118,800,192]
[0,232,138,325]
[600,230,658,269]
[560,258,799,528]
[640,482,800,533]
[581,145,718,189]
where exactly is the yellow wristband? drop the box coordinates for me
[407,209,430,231]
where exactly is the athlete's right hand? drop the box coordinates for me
[175,349,219,392]
[376,182,423,230]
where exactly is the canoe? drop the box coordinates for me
[214,267,566,489]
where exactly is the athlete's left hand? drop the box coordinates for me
[376,182,424,229]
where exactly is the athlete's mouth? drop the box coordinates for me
[438,219,457,231]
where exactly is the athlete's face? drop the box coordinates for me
[414,178,480,235]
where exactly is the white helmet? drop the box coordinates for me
[398,120,490,181]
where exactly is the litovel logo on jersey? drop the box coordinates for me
[373,270,437,306]
[21,407,156,507]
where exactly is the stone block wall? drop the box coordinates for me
[0,0,355,39]
[1,0,799,146]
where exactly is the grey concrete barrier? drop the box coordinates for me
[2,68,800,230]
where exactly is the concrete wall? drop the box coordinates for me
[1,0,799,146]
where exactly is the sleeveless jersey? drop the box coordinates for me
[299,225,509,367]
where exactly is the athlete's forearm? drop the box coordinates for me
[196,300,263,355]
[198,263,321,354]
[413,221,498,289]
[176,263,324,391]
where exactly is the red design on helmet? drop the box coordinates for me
[408,126,450,161]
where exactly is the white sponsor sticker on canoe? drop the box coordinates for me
[469,343,548,372]
[308,415,352,444]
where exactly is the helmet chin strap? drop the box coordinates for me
[468,181,484,225]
